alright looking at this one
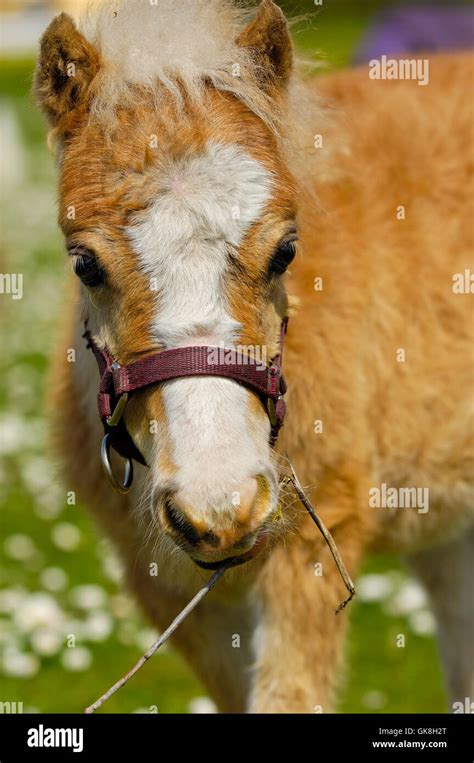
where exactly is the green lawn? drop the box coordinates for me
[0,9,447,714]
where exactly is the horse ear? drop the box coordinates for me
[35,13,100,128]
[236,0,293,91]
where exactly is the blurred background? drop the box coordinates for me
[1,0,472,714]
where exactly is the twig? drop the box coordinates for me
[84,562,230,713]
[285,456,356,614]
[85,461,355,711]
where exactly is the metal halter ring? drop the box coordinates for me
[101,433,134,494]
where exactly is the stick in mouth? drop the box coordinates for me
[84,560,231,714]
[284,454,356,614]
[84,459,356,713]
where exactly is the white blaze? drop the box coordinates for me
[127,142,273,512]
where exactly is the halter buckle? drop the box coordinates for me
[101,433,134,494]
[106,392,129,427]
[267,397,278,427]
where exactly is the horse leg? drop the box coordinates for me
[249,466,373,713]
[407,524,474,710]
[125,560,260,713]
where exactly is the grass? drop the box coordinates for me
[0,9,447,715]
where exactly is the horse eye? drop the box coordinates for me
[69,247,106,287]
[269,239,297,276]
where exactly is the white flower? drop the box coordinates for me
[34,502,64,521]
[34,484,64,520]
[13,593,64,634]
[0,619,16,648]
[33,479,64,520]
[188,697,218,714]
[110,594,135,620]
[34,493,64,522]
[82,612,113,642]
[0,414,30,455]
[0,105,26,188]
[70,585,107,610]
[61,646,92,672]
[4,534,38,562]
[40,567,68,592]
[21,457,51,494]
[356,574,393,603]
[135,628,160,652]
[102,553,123,584]
[63,619,86,642]
[385,580,427,616]
[409,609,436,636]
[117,622,138,646]
[51,523,81,551]
[6,365,40,401]
[30,628,63,657]
[362,690,387,710]
[2,647,40,678]
[0,587,28,614]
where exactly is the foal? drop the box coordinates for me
[36,0,473,712]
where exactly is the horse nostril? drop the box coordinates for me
[163,497,200,547]
[161,476,271,560]
[201,530,220,548]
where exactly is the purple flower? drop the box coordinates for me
[354,4,474,64]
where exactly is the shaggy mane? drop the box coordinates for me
[79,0,283,130]
[72,0,335,189]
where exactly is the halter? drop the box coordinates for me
[83,319,289,493]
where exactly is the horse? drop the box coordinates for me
[35,0,473,713]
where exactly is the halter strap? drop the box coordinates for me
[83,319,289,468]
